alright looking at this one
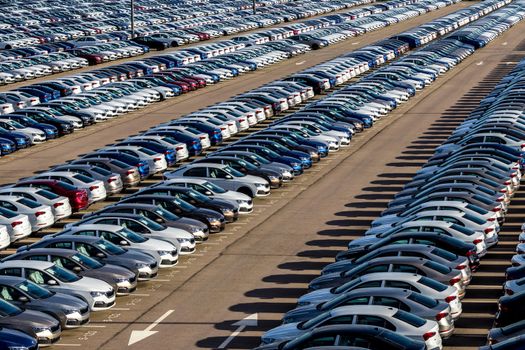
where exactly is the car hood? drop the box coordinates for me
[262,322,301,343]
[347,234,380,247]
[59,275,113,293]
[213,190,251,201]
[84,263,136,280]
[297,288,333,306]
[3,309,59,331]
[0,327,38,348]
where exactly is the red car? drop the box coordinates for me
[14,179,89,212]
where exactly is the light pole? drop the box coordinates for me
[130,0,135,39]
[252,0,256,15]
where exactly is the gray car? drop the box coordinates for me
[50,224,180,267]
[83,203,209,238]
[0,186,72,220]
[261,305,442,350]
[0,275,90,329]
[164,163,270,198]
[51,164,124,194]
[0,297,61,347]
[0,260,115,312]
[71,157,141,187]
[321,244,471,287]
[309,256,464,296]
[297,272,462,319]
[282,287,454,337]
[4,248,138,295]
[19,235,159,281]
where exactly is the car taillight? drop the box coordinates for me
[11,221,22,228]
[449,277,461,285]
[436,312,448,321]
[35,211,46,217]
[455,264,467,270]
[89,185,98,191]
[53,202,64,208]
[492,207,501,212]
[504,180,511,185]
[487,217,496,222]
[108,177,118,183]
[445,295,456,303]
[497,197,504,202]
[154,157,162,161]
[423,331,436,341]
[484,227,494,234]
[75,191,84,197]
[176,146,184,151]
[220,127,226,131]
[126,170,135,175]
[199,136,206,139]
[473,239,483,245]
[192,141,198,145]
[500,188,507,193]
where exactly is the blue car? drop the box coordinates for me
[0,327,38,350]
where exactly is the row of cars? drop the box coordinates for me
[428,56,525,349]
[255,1,525,349]
[0,0,487,346]
[0,0,375,84]
[0,0,455,158]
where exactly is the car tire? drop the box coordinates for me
[237,187,254,198]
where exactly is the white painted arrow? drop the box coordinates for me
[295,60,306,65]
[128,310,174,346]
[476,61,484,66]
[218,313,258,349]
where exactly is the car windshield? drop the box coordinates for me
[188,189,211,202]
[96,239,126,255]
[138,217,165,230]
[118,228,147,243]
[201,181,226,194]
[17,198,40,209]
[154,207,180,220]
[8,120,24,128]
[36,189,59,200]
[17,280,53,299]
[300,311,332,330]
[45,265,80,283]
[71,252,103,269]
[224,165,244,177]
[0,299,21,316]
[172,198,195,211]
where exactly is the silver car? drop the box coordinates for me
[165,163,270,198]
[261,305,442,350]
[51,164,124,195]
[157,178,254,214]
[0,260,115,311]
[283,287,454,337]
[51,224,180,267]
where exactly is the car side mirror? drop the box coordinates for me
[18,296,29,302]
[96,252,106,258]
[225,175,233,180]
[120,240,129,246]
[204,191,212,196]
[47,279,58,286]
[155,218,163,223]
[73,266,82,273]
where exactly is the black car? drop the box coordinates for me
[488,320,525,344]
[496,291,525,327]
[480,335,525,349]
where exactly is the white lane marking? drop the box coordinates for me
[128,310,175,346]
[295,60,306,65]
[218,313,259,349]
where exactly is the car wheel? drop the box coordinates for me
[237,187,254,198]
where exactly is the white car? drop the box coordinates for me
[30,171,107,203]
[0,195,54,232]
[0,187,72,220]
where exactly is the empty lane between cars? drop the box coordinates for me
[0,1,473,186]
[45,8,525,350]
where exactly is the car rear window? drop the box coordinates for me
[463,213,485,225]
[407,292,439,308]
[424,261,452,274]
[418,276,447,292]
[431,247,458,261]
[393,310,426,327]
[36,189,59,200]
[465,203,488,214]
[73,174,95,183]
[472,194,493,205]
[451,224,475,236]
[17,198,40,209]
[57,182,77,191]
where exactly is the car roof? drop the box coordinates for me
[0,259,54,269]
[66,224,123,231]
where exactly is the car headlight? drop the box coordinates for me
[32,133,40,136]
[190,226,203,233]
[157,250,173,255]
[268,175,279,181]
[291,162,301,168]
[255,183,266,188]
[90,291,105,297]
[136,262,150,269]
[220,208,233,214]
[32,326,50,333]
[236,199,248,204]
[115,277,131,283]
[176,238,190,243]
[8,346,30,350]
[15,137,26,143]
